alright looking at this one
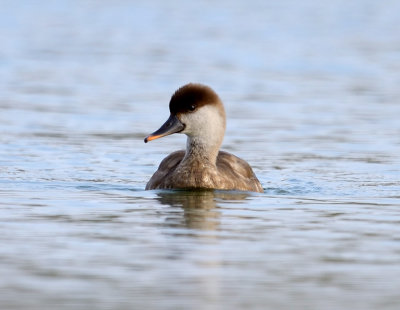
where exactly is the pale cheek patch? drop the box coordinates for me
[180,105,225,146]
[181,106,217,133]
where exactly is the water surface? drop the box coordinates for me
[1,1,400,309]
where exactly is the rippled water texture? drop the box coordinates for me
[1,1,400,309]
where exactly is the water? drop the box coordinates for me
[1,0,400,309]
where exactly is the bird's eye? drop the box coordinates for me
[189,104,196,111]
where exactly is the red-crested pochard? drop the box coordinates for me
[144,83,263,193]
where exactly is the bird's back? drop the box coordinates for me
[146,150,263,193]
[216,151,264,193]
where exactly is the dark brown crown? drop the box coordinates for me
[169,83,220,114]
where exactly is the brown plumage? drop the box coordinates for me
[144,83,263,193]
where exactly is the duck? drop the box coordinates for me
[144,83,263,193]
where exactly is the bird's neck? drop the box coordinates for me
[183,135,222,166]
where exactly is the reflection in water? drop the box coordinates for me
[155,190,250,305]
[156,190,250,230]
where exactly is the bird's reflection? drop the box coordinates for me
[155,190,250,231]
[155,190,250,302]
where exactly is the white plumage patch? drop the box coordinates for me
[179,104,226,150]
